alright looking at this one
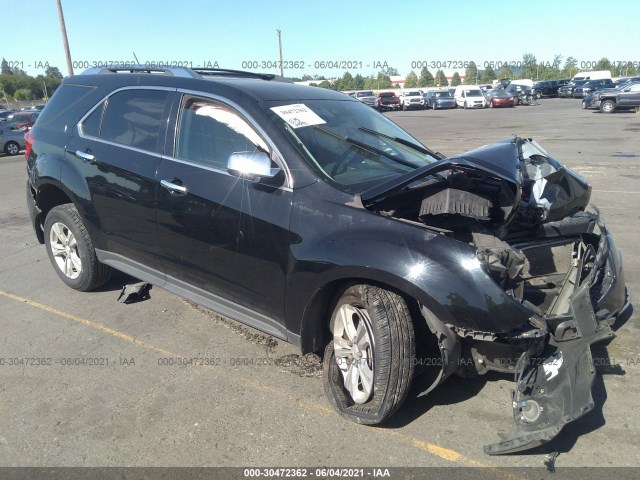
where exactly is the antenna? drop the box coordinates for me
[276,29,284,77]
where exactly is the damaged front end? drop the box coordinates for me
[361,136,627,454]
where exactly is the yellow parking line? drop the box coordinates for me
[0,289,521,474]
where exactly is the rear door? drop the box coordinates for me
[66,87,173,269]
[155,93,292,336]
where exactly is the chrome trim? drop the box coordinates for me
[160,179,188,195]
[76,85,177,141]
[159,155,294,193]
[175,88,293,189]
[75,85,294,190]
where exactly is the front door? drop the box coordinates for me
[155,94,292,335]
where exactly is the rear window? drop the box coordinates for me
[99,89,169,153]
[36,84,96,126]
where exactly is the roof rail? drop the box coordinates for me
[191,68,276,80]
[79,65,284,81]
[79,65,198,78]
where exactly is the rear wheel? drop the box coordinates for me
[600,100,616,113]
[4,141,20,155]
[44,204,112,291]
[323,284,415,425]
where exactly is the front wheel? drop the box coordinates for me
[44,204,112,291]
[600,100,616,113]
[323,284,415,425]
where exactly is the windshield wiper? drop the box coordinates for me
[359,127,445,159]
[313,126,421,169]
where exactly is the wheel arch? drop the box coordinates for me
[295,270,440,355]
[30,180,75,244]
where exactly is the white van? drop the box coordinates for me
[453,85,486,108]
[509,79,534,88]
[570,70,612,82]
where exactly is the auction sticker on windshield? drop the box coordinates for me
[270,104,326,129]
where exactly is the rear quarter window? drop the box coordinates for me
[36,84,96,126]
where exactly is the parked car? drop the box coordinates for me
[582,80,640,110]
[26,66,627,455]
[505,84,534,105]
[424,90,456,109]
[558,80,587,98]
[572,79,614,98]
[484,88,514,107]
[399,90,425,110]
[453,85,486,108]
[353,90,377,108]
[596,82,640,113]
[6,111,39,129]
[376,91,400,111]
[0,123,26,155]
[532,80,562,98]
[0,109,16,122]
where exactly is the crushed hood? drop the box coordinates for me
[361,136,591,228]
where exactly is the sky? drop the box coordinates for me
[2,0,639,78]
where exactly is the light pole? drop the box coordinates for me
[55,0,74,76]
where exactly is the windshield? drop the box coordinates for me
[434,92,451,98]
[406,92,421,97]
[466,90,482,97]
[357,91,374,97]
[263,99,439,191]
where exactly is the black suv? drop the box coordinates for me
[26,66,627,455]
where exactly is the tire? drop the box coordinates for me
[323,284,415,425]
[600,100,616,114]
[44,204,112,291]
[4,141,20,156]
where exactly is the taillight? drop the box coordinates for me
[24,130,34,160]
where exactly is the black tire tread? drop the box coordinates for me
[45,204,111,291]
[323,284,415,425]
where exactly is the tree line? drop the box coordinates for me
[307,54,639,91]
[1,58,63,102]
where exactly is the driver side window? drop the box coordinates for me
[174,95,269,171]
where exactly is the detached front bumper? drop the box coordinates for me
[485,220,627,455]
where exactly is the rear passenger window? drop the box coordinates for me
[174,95,268,170]
[100,89,169,153]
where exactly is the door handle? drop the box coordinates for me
[160,179,188,195]
[73,150,96,164]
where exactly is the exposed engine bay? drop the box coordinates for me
[368,138,600,322]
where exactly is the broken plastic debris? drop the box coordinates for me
[117,282,152,304]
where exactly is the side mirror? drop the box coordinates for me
[227,151,281,182]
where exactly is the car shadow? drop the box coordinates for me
[380,370,496,429]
